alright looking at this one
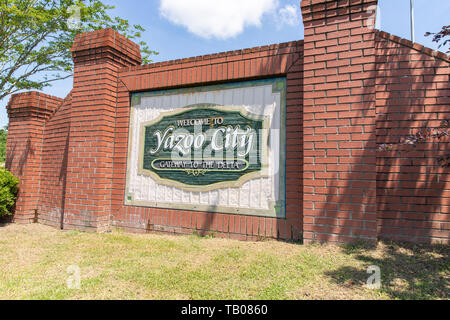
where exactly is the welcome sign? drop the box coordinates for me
[126,78,286,218]
[139,105,269,189]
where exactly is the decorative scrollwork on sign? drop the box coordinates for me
[185,169,208,176]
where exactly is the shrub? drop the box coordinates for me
[0,128,6,163]
[0,169,19,217]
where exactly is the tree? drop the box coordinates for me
[0,125,6,163]
[425,25,450,53]
[0,0,157,101]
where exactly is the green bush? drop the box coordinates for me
[0,128,6,163]
[0,169,19,217]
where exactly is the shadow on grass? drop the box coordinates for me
[325,241,450,300]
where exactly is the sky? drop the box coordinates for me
[0,0,449,128]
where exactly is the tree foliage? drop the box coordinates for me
[0,167,18,216]
[0,0,157,101]
[425,25,450,53]
[0,125,6,163]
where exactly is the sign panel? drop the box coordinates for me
[126,78,286,218]
[139,105,269,189]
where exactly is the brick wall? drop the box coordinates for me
[112,41,304,241]
[37,94,72,228]
[6,92,62,223]
[61,29,142,232]
[375,31,450,244]
[4,1,449,244]
[301,0,379,244]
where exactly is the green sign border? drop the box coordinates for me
[125,78,286,218]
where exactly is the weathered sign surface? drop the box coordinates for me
[126,78,286,217]
[141,105,266,187]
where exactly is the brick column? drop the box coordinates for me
[6,92,62,223]
[301,0,378,243]
[63,28,141,231]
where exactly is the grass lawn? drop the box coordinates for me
[0,223,448,300]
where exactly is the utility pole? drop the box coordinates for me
[410,0,415,42]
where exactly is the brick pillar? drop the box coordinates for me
[301,0,378,243]
[6,92,62,223]
[63,28,141,231]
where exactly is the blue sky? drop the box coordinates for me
[0,0,449,128]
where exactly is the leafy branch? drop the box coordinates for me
[0,0,158,101]
[425,25,450,53]
[377,120,450,168]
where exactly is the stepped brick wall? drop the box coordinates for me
[5,0,449,244]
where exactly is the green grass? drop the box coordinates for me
[0,224,448,300]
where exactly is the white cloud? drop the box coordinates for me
[277,4,300,28]
[159,0,278,39]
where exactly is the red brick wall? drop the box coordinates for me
[375,31,450,244]
[4,1,449,244]
[60,29,142,231]
[6,92,62,223]
[112,41,304,241]
[301,0,379,244]
[37,94,72,228]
